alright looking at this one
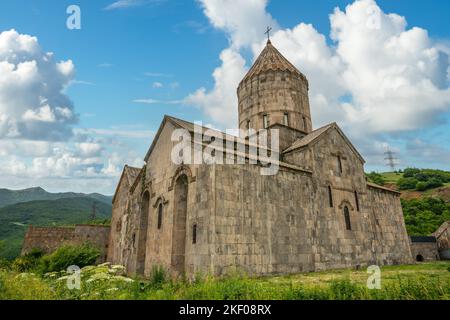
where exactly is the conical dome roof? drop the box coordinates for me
[239,40,306,86]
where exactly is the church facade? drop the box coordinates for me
[108,40,413,277]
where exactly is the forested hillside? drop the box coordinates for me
[0,197,111,260]
[367,168,450,236]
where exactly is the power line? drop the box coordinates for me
[384,148,398,171]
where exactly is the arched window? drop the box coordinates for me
[157,203,163,230]
[302,116,307,131]
[344,206,352,230]
[192,224,197,244]
[416,254,424,262]
[354,191,360,212]
[328,186,333,208]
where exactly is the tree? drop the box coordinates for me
[403,168,421,178]
[366,172,385,186]
[416,181,427,191]
[397,177,419,190]
[401,198,450,236]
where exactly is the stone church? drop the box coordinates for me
[108,40,413,277]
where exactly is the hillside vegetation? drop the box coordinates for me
[0,197,111,260]
[367,168,450,236]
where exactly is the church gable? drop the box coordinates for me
[284,123,365,165]
[112,165,141,204]
[144,117,185,186]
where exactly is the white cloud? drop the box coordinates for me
[152,82,163,88]
[197,0,277,49]
[74,127,154,139]
[104,0,166,10]
[104,0,149,10]
[188,0,450,136]
[133,98,183,105]
[72,80,95,86]
[0,140,52,157]
[0,30,146,194]
[76,142,103,158]
[182,0,279,127]
[405,139,450,165]
[22,104,56,123]
[329,0,450,134]
[0,137,143,190]
[0,29,77,140]
[185,48,247,127]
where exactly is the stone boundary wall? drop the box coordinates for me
[409,237,440,262]
[22,225,110,262]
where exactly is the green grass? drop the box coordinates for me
[1,262,449,300]
[380,172,404,184]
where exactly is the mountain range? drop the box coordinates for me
[0,187,112,208]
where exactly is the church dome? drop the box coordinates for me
[237,40,312,136]
[239,40,308,87]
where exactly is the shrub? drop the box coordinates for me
[400,168,449,191]
[426,178,444,189]
[11,249,44,272]
[0,259,11,270]
[416,181,428,191]
[403,168,421,178]
[149,265,168,288]
[39,244,100,273]
[397,177,419,190]
[366,172,385,186]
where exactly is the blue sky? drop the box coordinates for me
[0,0,449,194]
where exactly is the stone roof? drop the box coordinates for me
[283,123,335,153]
[432,221,450,239]
[124,166,141,186]
[283,122,365,164]
[144,115,271,162]
[168,116,238,142]
[239,40,306,86]
[144,115,312,174]
[367,182,401,194]
[410,236,437,243]
[112,165,142,203]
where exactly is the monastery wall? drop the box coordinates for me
[22,225,110,262]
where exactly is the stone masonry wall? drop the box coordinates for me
[410,242,440,262]
[22,226,75,255]
[108,172,132,265]
[238,70,312,134]
[211,164,315,275]
[22,225,110,262]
